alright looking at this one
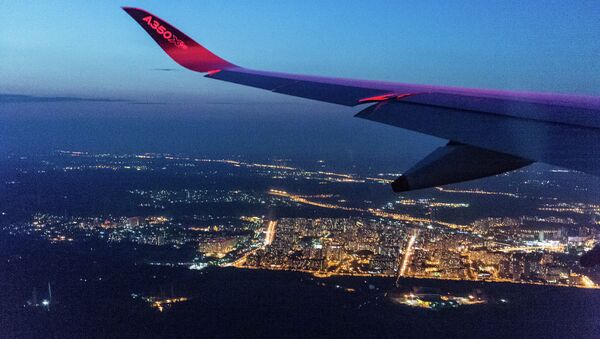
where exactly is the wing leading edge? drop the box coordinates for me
[122,7,600,191]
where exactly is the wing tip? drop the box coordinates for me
[122,6,235,73]
[121,6,146,15]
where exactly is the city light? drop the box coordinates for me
[4,151,600,293]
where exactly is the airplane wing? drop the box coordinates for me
[123,7,600,192]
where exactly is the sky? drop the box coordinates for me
[1,1,600,165]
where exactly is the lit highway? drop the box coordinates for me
[268,189,468,230]
[399,229,418,277]
[264,220,277,246]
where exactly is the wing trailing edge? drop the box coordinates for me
[355,98,600,177]
[391,142,532,192]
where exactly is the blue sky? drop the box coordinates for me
[1,1,600,160]
[3,1,600,101]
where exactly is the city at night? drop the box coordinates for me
[2,1,600,338]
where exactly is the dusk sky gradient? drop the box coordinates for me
[1,1,600,165]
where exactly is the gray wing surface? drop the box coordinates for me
[124,6,600,192]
